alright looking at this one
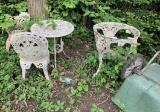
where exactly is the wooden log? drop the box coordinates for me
[27,0,49,19]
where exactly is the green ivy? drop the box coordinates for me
[0,0,160,111]
[0,0,27,30]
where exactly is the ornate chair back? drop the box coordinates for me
[10,32,50,80]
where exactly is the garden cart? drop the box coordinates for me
[112,50,160,112]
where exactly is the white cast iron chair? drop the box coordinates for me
[10,32,50,80]
[93,22,140,77]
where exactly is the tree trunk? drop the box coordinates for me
[27,0,49,19]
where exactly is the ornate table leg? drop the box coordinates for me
[54,37,57,68]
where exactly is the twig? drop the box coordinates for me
[97,95,110,106]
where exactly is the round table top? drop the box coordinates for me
[30,20,74,38]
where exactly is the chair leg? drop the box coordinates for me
[34,59,50,80]
[22,68,26,79]
[43,65,49,80]
[93,52,103,77]
[20,61,31,79]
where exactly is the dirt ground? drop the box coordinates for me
[51,38,121,112]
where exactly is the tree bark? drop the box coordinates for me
[27,0,49,19]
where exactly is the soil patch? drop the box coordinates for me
[50,38,121,112]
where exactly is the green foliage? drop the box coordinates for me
[1,0,160,111]
[0,1,27,30]
[40,101,54,111]
[54,100,65,111]
[0,14,16,29]
[68,96,75,104]
[58,57,74,68]
[90,104,104,112]
[51,68,59,78]
[20,16,56,32]
[73,109,81,112]
[39,100,65,111]
[0,36,20,100]
[115,99,125,111]
[64,107,71,112]
[69,79,89,98]
[20,15,44,31]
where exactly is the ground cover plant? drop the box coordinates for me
[0,0,160,111]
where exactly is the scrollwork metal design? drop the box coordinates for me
[93,22,140,77]
[10,32,50,80]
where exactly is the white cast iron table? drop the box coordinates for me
[31,20,74,68]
